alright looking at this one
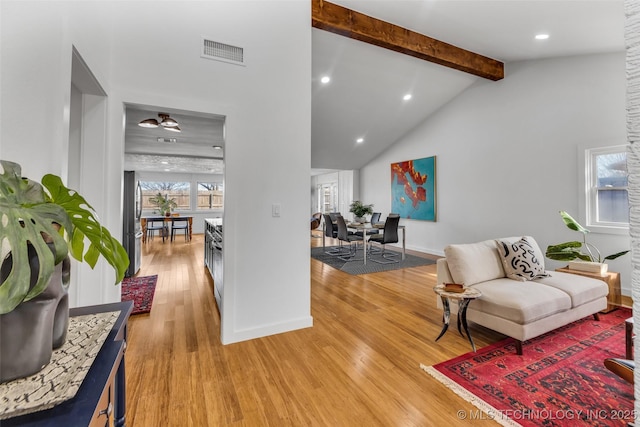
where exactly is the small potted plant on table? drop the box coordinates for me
[349,200,374,223]
[149,192,177,217]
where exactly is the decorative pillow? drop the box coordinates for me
[495,237,550,282]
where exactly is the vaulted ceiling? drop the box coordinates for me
[124,0,625,174]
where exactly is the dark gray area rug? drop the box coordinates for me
[311,246,435,275]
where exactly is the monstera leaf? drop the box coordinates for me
[0,160,128,314]
[41,174,128,283]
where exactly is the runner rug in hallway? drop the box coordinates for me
[121,275,158,315]
[421,308,633,427]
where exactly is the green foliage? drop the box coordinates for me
[349,201,374,217]
[0,160,129,314]
[149,192,177,215]
[545,211,629,263]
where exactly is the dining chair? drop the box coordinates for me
[335,215,363,261]
[368,214,400,264]
[146,217,166,243]
[170,217,190,242]
[322,214,342,255]
[355,211,382,238]
[370,212,382,225]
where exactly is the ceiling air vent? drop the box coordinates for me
[157,137,177,143]
[201,38,245,66]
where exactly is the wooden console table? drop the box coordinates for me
[555,267,621,313]
[3,301,133,427]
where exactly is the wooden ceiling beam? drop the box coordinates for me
[311,0,504,81]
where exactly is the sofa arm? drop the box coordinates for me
[437,258,454,285]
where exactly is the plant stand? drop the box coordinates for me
[556,267,621,313]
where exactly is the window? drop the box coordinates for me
[586,146,628,229]
[197,182,223,210]
[317,182,338,213]
[140,181,191,211]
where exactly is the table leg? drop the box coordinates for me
[435,296,450,342]
[322,223,326,250]
[402,227,406,260]
[458,298,476,352]
[626,318,633,359]
[363,232,368,265]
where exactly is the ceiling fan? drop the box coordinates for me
[138,113,181,133]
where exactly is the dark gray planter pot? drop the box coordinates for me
[0,245,70,383]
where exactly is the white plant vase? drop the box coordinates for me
[567,260,608,276]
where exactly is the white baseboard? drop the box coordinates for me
[221,315,314,345]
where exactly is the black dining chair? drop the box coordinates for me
[146,217,166,243]
[370,212,382,225]
[322,213,342,255]
[355,211,382,238]
[170,217,190,242]
[335,215,363,261]
[368,214,400,264]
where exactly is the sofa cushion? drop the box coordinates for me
[444,239,505,286]
[496,237,550,281]
[535,271,609,308]
[469,279,572,324]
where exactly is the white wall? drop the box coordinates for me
[360,52,632,294]
[1,1,312,344]
[1,1,118,307]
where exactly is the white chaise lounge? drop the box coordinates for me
[436,236,609,354]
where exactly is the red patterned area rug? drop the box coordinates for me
[121,275,158,315]
[421,309,634,427]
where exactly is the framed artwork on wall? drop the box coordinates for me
[390,156,436,221]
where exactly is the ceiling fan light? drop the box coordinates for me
[164,125,181,133]
[138,118,159,128]
[160,115,179,127]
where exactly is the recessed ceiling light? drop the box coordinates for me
[403,94,412,101]
[356,137,364,143]
[161,161,169,165]
[535,34,549,40]
[212,145,222,150]
[321,76,331,84]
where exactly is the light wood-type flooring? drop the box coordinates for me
[125,233,504,426]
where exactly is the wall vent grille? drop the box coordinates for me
[202,38,245,66]
[157,137,177,143]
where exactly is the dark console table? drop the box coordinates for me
[3,301,133,427]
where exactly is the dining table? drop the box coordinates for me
[141,216,193,243]
[345,222,406,265]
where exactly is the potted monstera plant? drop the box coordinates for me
[545,211,629,274]
[0,160,128,381]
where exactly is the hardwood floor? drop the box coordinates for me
[125,233,504,426]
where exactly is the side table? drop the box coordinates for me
[3,301,133,427]
[555,267,621,313]
[433,284,482,352]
